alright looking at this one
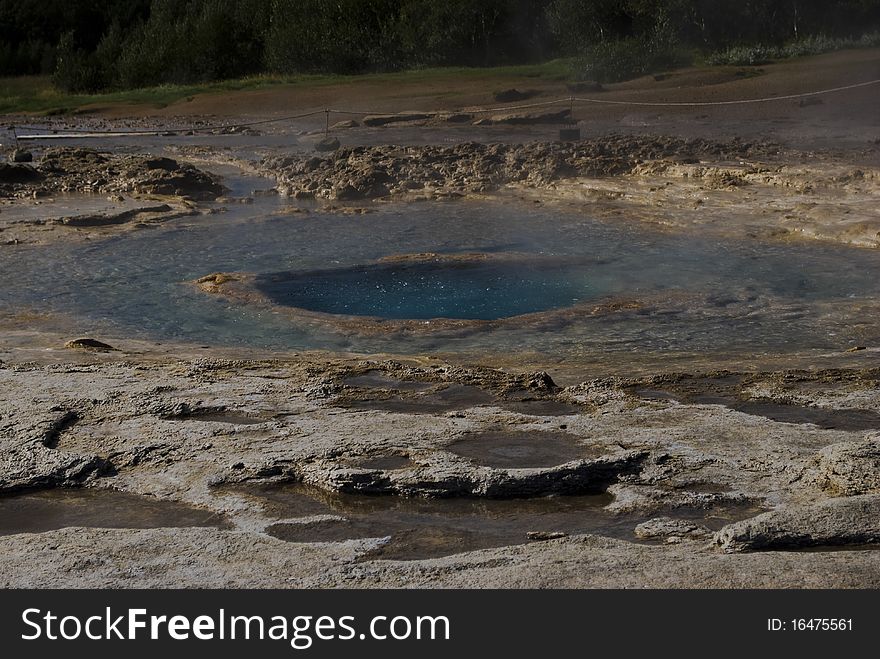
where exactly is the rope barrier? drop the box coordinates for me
[11,77,879,141]
[13,109,327,139]
[325,77,880,115]
[571,77,880,107]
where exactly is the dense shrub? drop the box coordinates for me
[1,0,878,91]
[707,31,880,66]
[577,12,685,82]
[706,45,778,66]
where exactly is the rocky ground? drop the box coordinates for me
[0,148,224,200]
[261,135,783,200]
[0,148,227,246]
[2,351,880,587]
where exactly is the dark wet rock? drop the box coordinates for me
[315,136,341,152]
[339,168,390,198]
[64,338,118,352]
[713,495,880,552]
[362,113,433,127]
[525,371,558,392]
[133,163,225,200]
[813,437,880,495]
[634,517,711,540]
[143,157,179,171]
[195,272,238,287]
[566,81,603,93]
[527,530,568,541]
[0,147,225,200]
[493,89,536,103]
[332,184,363,200]
[0,163,42,184]
[39,147,108,173]
[58,204,174,227]
[295,450,649,498]
[40,410,79,448]
[11,149,33,163]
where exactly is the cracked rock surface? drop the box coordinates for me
[3,352,880,587]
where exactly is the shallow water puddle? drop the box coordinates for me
[635,382,880,431]
[343,375,582,417]
[341,383,497,413]
[446,430,598,468]
[240,483,758,561]
[342,371,434,391]
[0,488,229,535]
[346,454,415,470]
[731,402,880,430]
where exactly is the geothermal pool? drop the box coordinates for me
[253,255,596,321]
[5,197,880,360]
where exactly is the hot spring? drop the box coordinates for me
[5,197,880,364]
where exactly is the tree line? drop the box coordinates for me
[0,0,878,92]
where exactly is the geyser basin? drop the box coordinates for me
[253,253,593,320]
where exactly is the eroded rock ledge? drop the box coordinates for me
[215,450,648,499]
[714,495,880,552]
[263,135,781,201]
[0,148,225,200]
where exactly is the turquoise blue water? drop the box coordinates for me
[254,258,599,320]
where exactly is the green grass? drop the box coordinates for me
[0,59,575,115]
[706,31,880,66]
